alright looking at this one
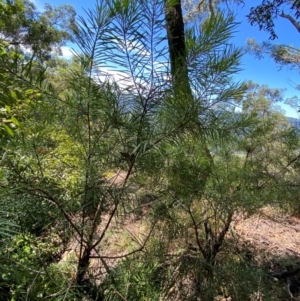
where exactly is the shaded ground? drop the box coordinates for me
[59,170,300,299]
[234,207,300,300]
[234,207,300,259]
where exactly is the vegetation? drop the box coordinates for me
[184,1,300,77]
[0,0,299,300]
[246,0,300,81]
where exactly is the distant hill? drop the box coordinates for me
[287,117,300,130]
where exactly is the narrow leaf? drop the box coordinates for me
[3,124,14,136]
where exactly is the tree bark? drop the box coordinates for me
[164,0,213,179]
[76,246,91,287]
[164,0,190,92]
[279,11,300,33]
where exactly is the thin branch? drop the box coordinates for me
[26,187,84,241]
[91,221,156,259]
[90,159,136,251]
[272,266,300,279]
[213,210,233,256]
[208,0,215,16]
[258,153,300,188]
[187,207,206,257]
[79,21,102,259]
[196,0,205,11]
[32,143,44,178]
[279,11,300,33]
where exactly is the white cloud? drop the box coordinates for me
[127,39,151,57]
[61,46,74,58]
[93,67,137,89]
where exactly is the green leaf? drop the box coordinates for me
[3,124,14,136]
[5,105,11,113]
[25,89,34,96]
[10,90,17,100]
[11,116,19,126]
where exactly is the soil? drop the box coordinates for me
[234,207,300,260]
[233,207,300,300]
[60,170,300,299]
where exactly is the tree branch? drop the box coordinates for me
[188,207,206,257]
[91,221,156,259]
[272,266,300,279]
[279,11,300,33]
[26,187,84,241]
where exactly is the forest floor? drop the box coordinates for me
[108,171,300,265]
[61,171,300,299]
[234,206,300,262]
[233,206,300,300]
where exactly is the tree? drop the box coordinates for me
[134,80,300,300]
[183,1,300,72]
[0,0,76,62]
[0,0,76,137]
[165,0,190,91]
[245,0,300,72]
[182,0,243,21]
[247,0,300,40]
[0,0,248,299]
[184,0,300,113]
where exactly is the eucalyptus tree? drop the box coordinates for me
[183,0,300,74]
[182,0,242,21]
[0,0,76,139]
[0,0,76,62]
[246,0,300,73]
[239,82,300,210]
[247,0,300,40]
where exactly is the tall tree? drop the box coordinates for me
[246,0,300,71]
[0,0,76,62]
[183,1,300,72]
[247,0,300,40]
[0,0,76,137]
[182,0,242,21]
[165,0,190,91]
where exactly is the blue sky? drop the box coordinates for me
[231,0,300,117]
[36,0,300,117]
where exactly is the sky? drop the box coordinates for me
[35,0,300,117]
[231,1,300,118]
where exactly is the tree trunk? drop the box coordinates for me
[164,0,213,181]
[164,0,191,94]
[76,247,91,281]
